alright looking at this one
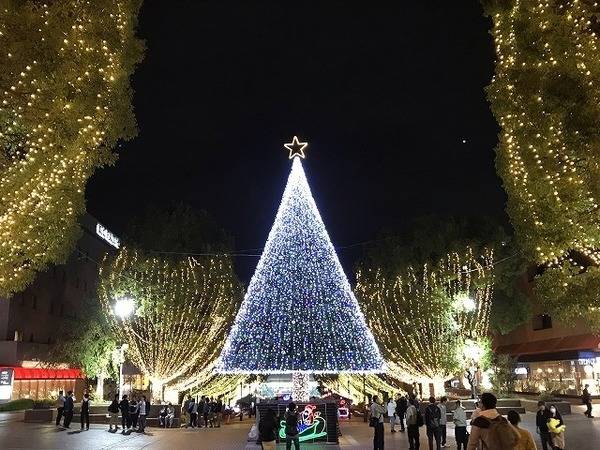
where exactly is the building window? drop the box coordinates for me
[32,295,37,310]
[532,314,553,330]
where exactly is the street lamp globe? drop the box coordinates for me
[114,297,135,319]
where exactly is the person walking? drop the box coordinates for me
[425,397,441,450]
[536,401,552,450]
[370,395,386,450]
[285,402,300,450]
[396,393,407,432]
[55,390,65,427]
[387,397,397,433]
[467,392,519,450]
[138,395,150,433]
[582,384,594,418]
[405,397,421,450]
[108,394,120,431]
[547,405,566,450]
[452,400,468,450]
[119,394,130,433]
[259,407,279,450]
[507,410,537,450]
[80,393,90,431]
[63,391,75,429]
[438,397,447,447]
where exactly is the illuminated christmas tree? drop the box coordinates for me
[217,137,383,385]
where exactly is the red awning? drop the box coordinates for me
[3,367,84,380]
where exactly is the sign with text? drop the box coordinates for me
[0,368,14,401]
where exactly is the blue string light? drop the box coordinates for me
[217,156,384,374]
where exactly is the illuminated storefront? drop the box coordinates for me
[0,366,84,401]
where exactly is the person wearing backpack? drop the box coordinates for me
[425,397,442,450]
[405,397,422,450]
[467,392,519,450]
[285,402,300,450]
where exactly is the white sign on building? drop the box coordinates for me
[96,223,120,249]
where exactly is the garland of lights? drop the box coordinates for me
[355,248,493,384]
[217,139,383,374]
[0,1,143,296]
[98,248,241,399]
[483,1,600,324]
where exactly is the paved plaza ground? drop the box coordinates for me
[1,405,600,449]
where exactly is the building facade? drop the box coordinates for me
[495,310,600,398]
[0,214,119,402]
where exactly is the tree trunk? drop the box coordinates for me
[96,371,105,401]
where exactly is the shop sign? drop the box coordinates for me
[96,223,120,249]
[0,368,13,401]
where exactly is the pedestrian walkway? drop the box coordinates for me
[1,408,600,449]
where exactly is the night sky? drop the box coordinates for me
[86,1,506,278]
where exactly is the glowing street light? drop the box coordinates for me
[114,296,135,319]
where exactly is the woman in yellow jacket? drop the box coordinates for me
[547,405,566,450]
[507,410,537,450]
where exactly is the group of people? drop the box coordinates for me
[55,390,90,430]
[370,392,568,450]
[257,402,300,450]
[107,394,153,433]
[182,395,224,428]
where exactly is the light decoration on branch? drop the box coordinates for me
[483,1,600,323]
[0,1,143,296]
[217,139,383,374]
[292,373,310,401]
[356,248,493,383]
[99,248,241,400]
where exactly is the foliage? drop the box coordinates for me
[47,295,117,380]
[0,398,33,411]
[361,215,531,335]
[483,0,600,326]
[0,0,144,296]
[489,354,517,397]
[125,202,234,254]
[98,247,242,397]
[356,247,494,382]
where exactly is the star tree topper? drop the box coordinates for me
[284,136,308,159]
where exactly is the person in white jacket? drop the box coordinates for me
[387,398,397,433]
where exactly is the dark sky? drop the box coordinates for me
[86,1,506,277]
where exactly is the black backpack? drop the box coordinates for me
[285,411,299,436]
[426,405,440,429]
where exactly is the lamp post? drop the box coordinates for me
[113,297,135,398]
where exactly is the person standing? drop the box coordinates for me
[189,397,198,428]
[536,401,552,450]
[405,397,420,450]
[285,402,300,450]
[547,405,566,450]
[452,400,468,450]
[119,394,130,433]
[63,391,74,428]
[507,410,536,450]
[467,392,519,450]
[129,395,139,430]
[425,397,441,450]
[259,407,279,450]
[396,393,407,432]
[216,396,223,428]
[55,390,65,427]
[438,397,448,447]
[108,394,120,431]
[80,393,90,431]
[582,384,594,418]
[387,397,397,433]
[370,395,386,450]
[138,395,150,433]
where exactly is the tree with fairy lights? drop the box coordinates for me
[99,248,242,401]
[483,0,600,328]
[217,137,384,400]
[0,1,143,297]
[356,248,493,395]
